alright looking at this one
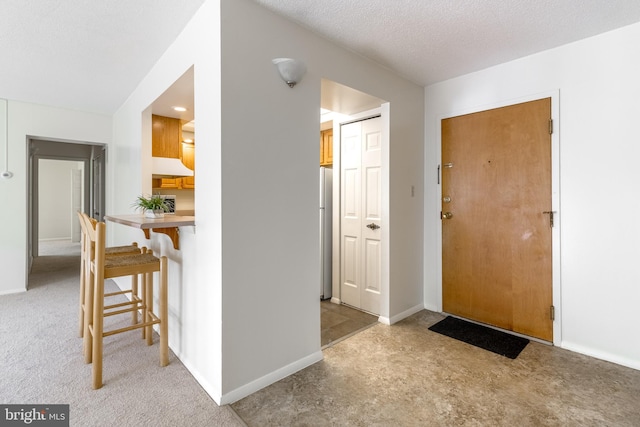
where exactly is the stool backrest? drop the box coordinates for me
[77,212,99,263]
[77,211,88,254]
[81,213,105,255]
[77,211,93,269]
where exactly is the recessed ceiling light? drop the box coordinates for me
[173,106,187,112]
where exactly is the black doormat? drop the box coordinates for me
[428,316,529,359]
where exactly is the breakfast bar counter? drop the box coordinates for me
[104,213,195,250]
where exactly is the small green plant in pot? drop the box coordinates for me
[132,194,169,218]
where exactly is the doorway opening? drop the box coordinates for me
[319,79,389,345]
[27,138,106,283]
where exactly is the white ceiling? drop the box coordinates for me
[2,0,640,115]
[151,67,195,122]
[0,0,206,114]
[255,0,640,87]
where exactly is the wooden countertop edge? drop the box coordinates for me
[104,214,195,229]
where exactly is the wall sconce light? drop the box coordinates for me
[272,58,307,88]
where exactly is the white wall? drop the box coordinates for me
[0,100,111,295]
[219,0,424,401]
[424,22,640,370]
[109,0,223,402]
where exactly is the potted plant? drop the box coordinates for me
[132,194,170,218]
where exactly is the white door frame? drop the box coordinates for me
[435,91,561,345]
[27,138,105,274]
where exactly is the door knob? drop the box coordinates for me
[441,212,453,220]
[366,223,380,230]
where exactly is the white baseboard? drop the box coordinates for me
[220,351,324,405]
[385,303,425,325]
[561,341,640,371]
[179,356,223,405]
[0,287,27,296]
[378,315,391,325]
[423,302,440,312]
[328,300,424,326]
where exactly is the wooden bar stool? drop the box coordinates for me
[77,212,142,338]
[84,218,169,389]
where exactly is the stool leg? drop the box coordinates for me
[92,271,105,389]
[78,246,86,337]
[160,256,168,367]
[131,273,138,325]
[146,270,154,346]
[141,248,149,340]
[141,271,147,340]
[83,265,94,363]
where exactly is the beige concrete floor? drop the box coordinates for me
[232,309,640,426]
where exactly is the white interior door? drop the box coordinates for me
[340,116,382,315]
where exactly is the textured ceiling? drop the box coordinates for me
[1,0,640,115]
[253,0,640,86]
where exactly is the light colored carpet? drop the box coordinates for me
[0,240,245,427]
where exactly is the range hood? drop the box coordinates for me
[152,157,194,178]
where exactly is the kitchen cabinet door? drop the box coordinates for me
[153,177,182,189]
[181,143,195,189]
[320,129,333,166]
[152,115,182,158]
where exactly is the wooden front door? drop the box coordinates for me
[441,98,553,341]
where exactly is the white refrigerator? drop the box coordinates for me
[320,167,333,300]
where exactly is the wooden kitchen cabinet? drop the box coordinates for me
[320,129,333,166]
[152,114,195,190]
[152,115,182,158]
[152,177,182,189]
[181,143,195,189]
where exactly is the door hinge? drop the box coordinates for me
[543,211,556,228]
[550,305,555,321]
[549,119,554,135]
